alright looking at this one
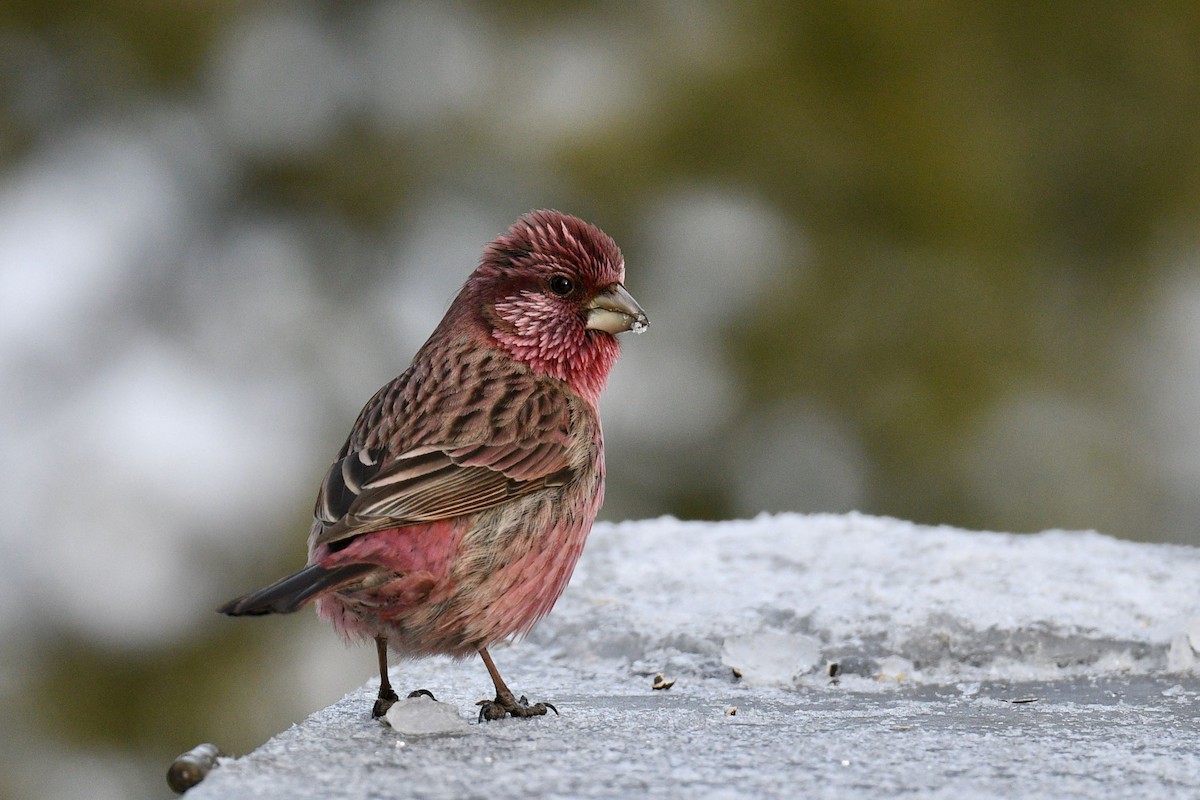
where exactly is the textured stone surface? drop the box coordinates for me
[187,514,1200,799]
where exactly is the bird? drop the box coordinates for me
[219,210,648,721]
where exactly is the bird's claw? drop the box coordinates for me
[372,687,400,719]
[374,688,437,717]
[476,693,559,722]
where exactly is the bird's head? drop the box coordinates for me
[460,210,648,402]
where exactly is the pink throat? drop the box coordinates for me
[491,296,619,404]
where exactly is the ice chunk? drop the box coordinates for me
[720,631,821,686]
[875,655,916,682]
[1168,635,1197,672]
[1188,617,1200,651]
[1166,617,1200,673]
[383,696,470,736]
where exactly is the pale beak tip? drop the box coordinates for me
[586,283,649,335]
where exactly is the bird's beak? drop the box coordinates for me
[586,284,649,334]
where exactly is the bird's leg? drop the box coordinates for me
[475,646,558,722]
[371,636,438,717]
[372,636,399,718]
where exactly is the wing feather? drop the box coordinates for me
[310,370,583,549]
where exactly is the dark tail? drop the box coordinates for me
[218,563,376,616]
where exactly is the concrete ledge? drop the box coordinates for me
[186,514,1200,799]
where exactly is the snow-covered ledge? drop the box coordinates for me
[186,514,1200,799]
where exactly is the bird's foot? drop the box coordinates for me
[372,687,400,718]
[373,688,439,717]
[476,690,558,722]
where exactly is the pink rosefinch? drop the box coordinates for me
[220,210,647,720]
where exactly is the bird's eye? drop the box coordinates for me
[549,275,574,296]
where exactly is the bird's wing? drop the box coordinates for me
[311,394,577,549]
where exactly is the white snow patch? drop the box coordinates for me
[541,513,1200,683]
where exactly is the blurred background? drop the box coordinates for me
[3,1,1200,797]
